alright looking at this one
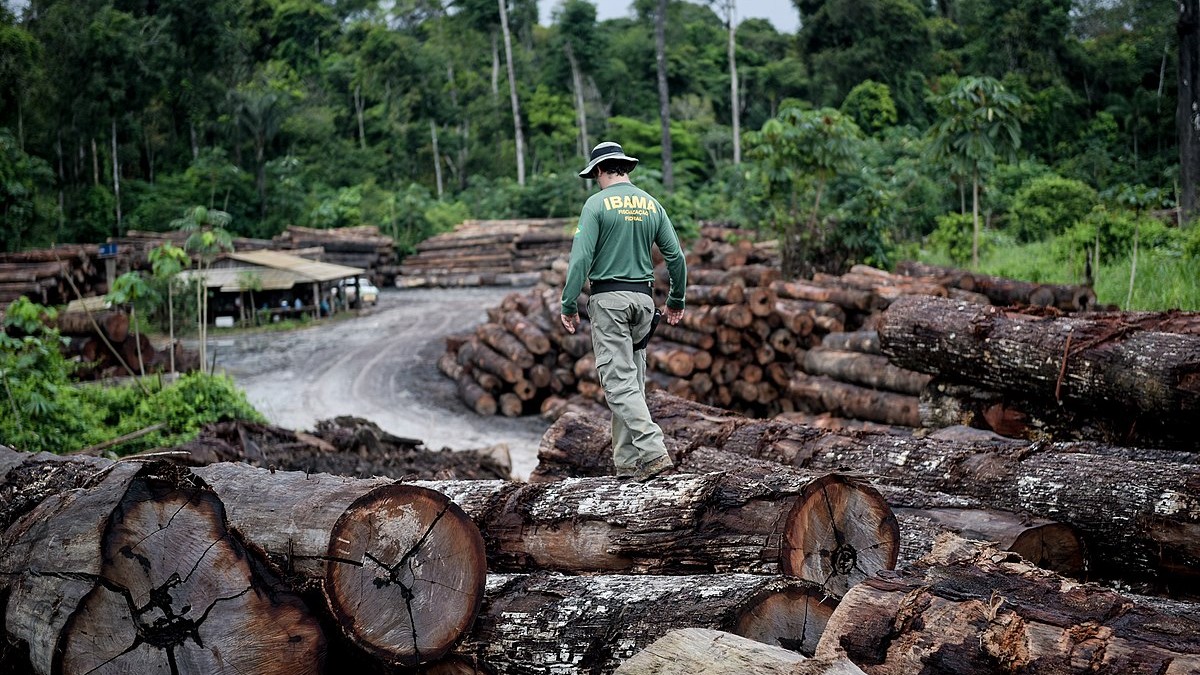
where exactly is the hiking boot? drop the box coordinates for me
[634,455,675,482]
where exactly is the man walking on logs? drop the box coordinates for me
[561,141,688,481]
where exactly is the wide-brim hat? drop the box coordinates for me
[578,141,639,178]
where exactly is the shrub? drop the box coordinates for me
[1008,174,1098,242]
[928,212,978,265]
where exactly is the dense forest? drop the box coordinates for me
[1,0,1198,304]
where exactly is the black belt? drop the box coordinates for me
[590,279,653,296]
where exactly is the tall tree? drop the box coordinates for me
[718,0,741,164]
[498,0,526,185]
[655,0,674,190]
[1180,0,1199,221]
[927,76,1022,268]
[554,0,599,160]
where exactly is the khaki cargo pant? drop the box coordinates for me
[587,291,670,475]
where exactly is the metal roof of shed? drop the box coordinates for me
[176,250,364,292]
[226,250,363,282]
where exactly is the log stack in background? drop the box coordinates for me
[0,245,104,306]
[397,218,575,288]
[270,225,396,286]
[437,225,998,428]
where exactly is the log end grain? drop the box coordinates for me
[733,582,838,656]
[782,475,900,598]
[56,476,327,675]
[325,484,487,666]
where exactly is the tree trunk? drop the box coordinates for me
[725,1,741,165]
[111,119,121,235]
[528,410,902,593]
[801,347,931,395]
[0,452,326,675]
[430,119,444,199]
[438,352,498,416]
[971,170,980,268]
[879,295,1200,422]
[564,40,589,158]
[1181,0,1200,220]
[787,372,920,427]
[455,572,836,669]
[53,310,129,342]
[500,310,551,354]
[490,33,500,101]
[192,463,487,667]
[498,0,526,186]
[815,537,1200,674]
[540,392,1200,590]
[477,322,535,368]
[418,464,897,598]
[820,331,880,354]
[894,260,1096,311]
[354,84,366,150]
[655,0,674,191]
[615,629,865,675]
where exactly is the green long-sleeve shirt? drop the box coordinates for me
[560,182,687,315]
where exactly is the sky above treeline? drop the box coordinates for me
[536,0,801,32]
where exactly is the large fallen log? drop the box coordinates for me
[815,536,1200,674]
[455,572,836,672]
[614,629,867,675]
[801,347,931,395]
[879,295,1200,425]
[192,463,487,667]
[416,468,898,598]
[0,451,326,675]
[539,392,1200,591]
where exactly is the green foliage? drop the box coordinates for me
[108,373,266,454]
[1008,174,1098,241]
[840,80,899,135]
[1056,207,1181,262]
[929,212,980,265]
[0,128,53,252]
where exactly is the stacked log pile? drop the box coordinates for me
[397,218,574,288]
[271,225,396,285]
[895,260,1100,311]
[51,305,200,379]
[0,245,103,306]
[439,226,994,426]
[0,447,488,673]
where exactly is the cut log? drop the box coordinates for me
[815,536,1200,674]
[614,629,867,675]
[528,415,899,597]
[52,309,130,342]
[773,300,816,335]
[802,347,932,395]
[685,284,745,305]
[629,392,1200,591]
[819,331,880,355]
[498,392,523,416]
[787,373,920,427]
[458,337,522,384]
[193,463,487,666]
[655,323,716,350]
[894,260,1097,311]
[0,452,326,675]
[455,572,836,671]
[879,295,1200,424]
[770,280,873,312]
[477,322,535,369]
[500,310,551,354]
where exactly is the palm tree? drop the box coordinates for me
[927,76,1022,268]
[148,243,189,373]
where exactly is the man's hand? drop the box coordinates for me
[561,313,579,334]
[664,306,683,325]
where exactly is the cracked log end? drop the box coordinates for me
[783,475,899,598]
[324,484,486,667]
[734,583,839,655]
[55,476,326,675]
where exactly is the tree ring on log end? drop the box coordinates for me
[1009,522,1088,578]
[781,474,899,598]
[56,477,326,675]
[325,484,487,666]
[733,582,838,656]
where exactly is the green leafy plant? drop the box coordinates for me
[1008,175,1098,242]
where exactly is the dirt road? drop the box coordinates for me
[214,287,550,479]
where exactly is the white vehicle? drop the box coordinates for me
[341,278,380,306]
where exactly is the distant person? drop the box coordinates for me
[560,141,687,482]
[319,298,330,317]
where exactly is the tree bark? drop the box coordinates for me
[819,331,880,355]
[0,453,326,675]
[1180,0,1199,219]
[894,260,1096,311]
[456,572,836,670]
[815,537,1200,674]
[541,392,1200,589]
[528,410,902,593]
[655,0,674,191]
[615,629,864,675]
[192,463,486,667]
[787,372,920,427]
[802,347,931,395]
[53,309,129,342]
[879,295,1200,422]
[498,0,526,185]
